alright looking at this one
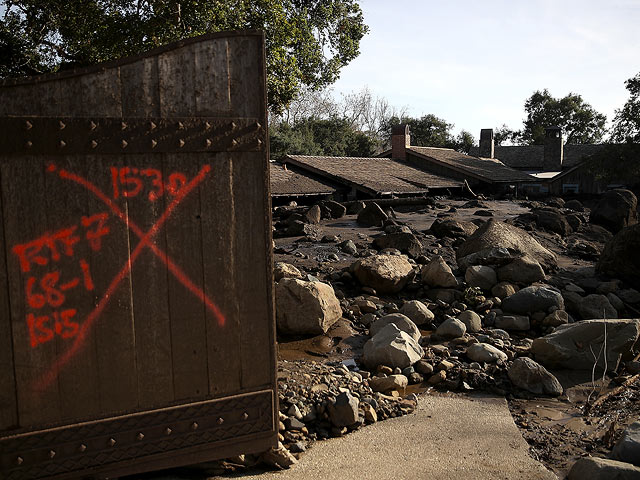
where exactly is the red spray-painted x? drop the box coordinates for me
[36,163,225,391]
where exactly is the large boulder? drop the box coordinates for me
[533,208,572,236]
[575,294,618,320]
[373,232,423,258]
[361,323,423,369]
[531,319,640,371]
[353,254,414,294]
[276,278,342,334]
[429,217,478,239]
[508,357,563,396]
[590,189,638,233]
[357,202,388,227]
[421,256,457,288]
[568,457,640,480]
[370,313,421,343]
[320,200,347,219]
[612,421,640,467]
[497,256,545,284]
[501,285,564,315]
[597,224,640,289]
[456,219,557,271]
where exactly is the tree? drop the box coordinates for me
[494,124,519,146]
[0,0,368,113]
[517,89,607,145]
[611,72,640,143]
[382,114,473,153]
[270,117,376,161]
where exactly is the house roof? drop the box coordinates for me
[468,143,608,170]
[406,146,536,183]
[284,155,463,196]
[270,162,336,197]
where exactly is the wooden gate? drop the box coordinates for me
[0,31,276,479]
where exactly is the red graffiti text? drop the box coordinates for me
[110,167,188,201]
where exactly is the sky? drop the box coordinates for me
[330,0,640,139]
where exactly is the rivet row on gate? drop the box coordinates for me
[11,411,251,466]
[18,118,263,152]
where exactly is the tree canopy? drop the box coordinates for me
[0,0,368,113]
[270,117,376,161]
[611,72,640,143]
[517,89,607,145]
[382,115,475,153]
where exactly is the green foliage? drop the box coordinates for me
[0,0,368,113]
[611,72,640,143]
[494,124,519,146]
[382,114,475,153]
[584,143,640,186]
[517,89,607,145]
[270,117,376,161]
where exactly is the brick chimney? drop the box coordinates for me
[479,128,494,158]
[543,126,563,171]
[391,124,410,160]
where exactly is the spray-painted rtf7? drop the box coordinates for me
[0,31,277,479]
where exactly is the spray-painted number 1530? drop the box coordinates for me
[110,167,188,201]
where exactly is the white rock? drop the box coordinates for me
[466,343,508,363]
[436,318,467,338]
[421,255,457,288]
[276,278,342,334]
[362,323,423,369]
[465,265,497,290]
[400,300,435,326]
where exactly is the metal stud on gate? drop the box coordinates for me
[149,121,157,131]
[26,141,32,149]
[136,432,145,441]
[90,121,97,131]
[58,120,66,130]
[108,438,116,447]
[191,422,199,430]
[59,140,66,149]
[121,139,128,149]
[121,122,128,131]
[178,139,185,148]
[206,138,212,148]
[48,450,56,459]
[16,456,23,465]
[24,120,32,130]
[164,427,172,436]
[91,140,98,149]
[217,417,224,425]
[243,412,249,420]
[79,444,87,452]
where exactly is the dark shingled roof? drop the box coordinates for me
[407,147,536,183]
[270,162,336,197]
[469,144,608,170]
[285,155,462,195]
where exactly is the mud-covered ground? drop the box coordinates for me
[272,196,639,479]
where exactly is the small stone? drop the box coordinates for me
[435,318,467,338]
[260,442,298,469]
[466,343,508,363]
[508,357,563,396]
[495,315,530,331]
[362,403,377,423]
[368,374,408,393]
[327,391,359,427]
[465,265,497,291]
[274,262,303,282]
[458,310,482,333]
[428,370,446,385]
[436,360,454,371]
[612,421,640,466]
[414,360,434,376]
[340,240,358,255]
[421,256,457,288]
[491,282,517,299]
[400,300,435,326]
[543,310,569,327]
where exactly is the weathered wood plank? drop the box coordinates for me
[201,153,242,397]
[227,36,263,119]
[193,38,232,115]
[84,155,139,415]
[43,155,101,422]
[120,57,161,117]
[233,153,274,390]
[2,157,62,427]
[0,167,18,430]
[162,153,209,401]
[157,44,196,118]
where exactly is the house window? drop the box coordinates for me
[562,183,579,194]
